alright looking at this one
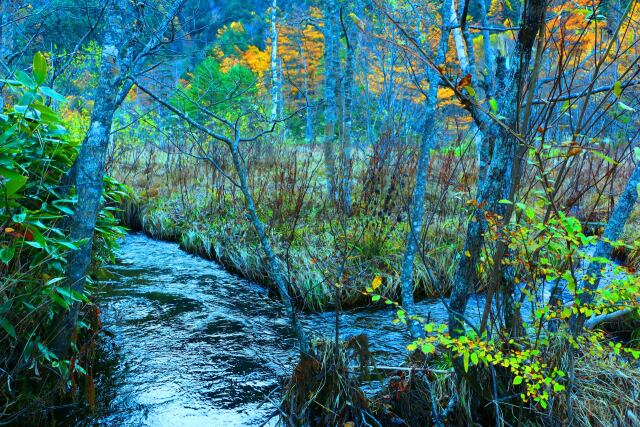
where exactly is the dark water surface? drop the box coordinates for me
[88,233,474,426]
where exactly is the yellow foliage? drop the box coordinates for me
[242,45,270,76]
[229,21,244,32]
[274,10,325,108]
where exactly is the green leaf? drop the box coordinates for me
[371,294,381,302]
[421,342,435,354]
[0,317,17,339]
[0,167,28,197]
[49,292,69,309]
[463,85,477,99]
[489,98,498,113]
[33,52,48,85]
[513,375,524,385]
[0,246,16,265]
[12,212,26,223]
[463,352,470,372]
[591,150,619,165]
[56,240,78,250]
[24,241,44,249]
[470,352,479,365]
[613,81,622,98]
[14,71,35,89]
[618,101,636,112]
[46,277,65,286]
[39,86,66,103]
[0,124,16,144]
[53,204,75,215]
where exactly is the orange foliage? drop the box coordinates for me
[274,7,325,104]
[242,45,270,76]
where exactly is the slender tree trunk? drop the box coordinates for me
[277,57,286,141]
[270,0,280,125]
[341,15,355,217]
[399,112,435,339]
[51,1,126,356]
[133,78,312,356]
[399,0,453,339]
[449,0,469,73]
[479,0,494,97]
[229,141,310,355]
[322,0,339,200]
[296,31,314,143]
[572,161,640,331]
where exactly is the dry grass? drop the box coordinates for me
[559,354,640,426]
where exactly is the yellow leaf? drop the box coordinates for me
[465,250,471,257]
[371,276,382,290]
[567,146,582,157]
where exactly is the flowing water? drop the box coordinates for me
[85,233,481,426]
[78,229,628,426]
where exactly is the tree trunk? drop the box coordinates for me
[572,161,640,331]
[399,0,453,339]
[322,0,339,200]
[269,0,280,125]
[449,0,469,73]
[229,141,310,355]
[51,0,126,357]
[341,14,355,217]
[297,34,314,143]
[448,0,548,338]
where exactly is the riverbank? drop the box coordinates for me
[119,192,459,311]
[119,190,640,315]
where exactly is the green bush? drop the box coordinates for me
[0,53,127,391]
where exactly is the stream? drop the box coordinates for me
[83,233,485,426]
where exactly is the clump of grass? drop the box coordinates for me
[118,196,143,231]
[372,368,456,427]
[555,353,640,426]
[141,204,180,241]
[281,335,374,425]
[180,229,214,258]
